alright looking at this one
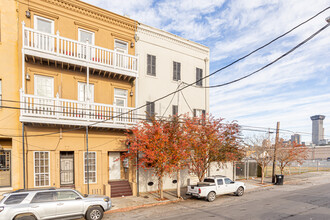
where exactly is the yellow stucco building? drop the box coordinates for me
[0,0,139,197]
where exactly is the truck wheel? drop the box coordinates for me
[86,206,104,220]
[236,187,244,196]
[207,191,216,202]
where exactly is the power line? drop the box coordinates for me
[190,23,330,88]
[5,6,329,138]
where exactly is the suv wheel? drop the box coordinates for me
[86,206,104,220]
[14,215,36,220]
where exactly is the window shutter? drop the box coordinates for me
[173,62,177,80]
[147,54,151,75]
[177,63,181,80]
[172,105,178,116]
[151,102,155,116]
[193,109,197,117]
[152,55,156,76]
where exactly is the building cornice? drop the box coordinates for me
[137,24,209,55]
[29,0,137,32]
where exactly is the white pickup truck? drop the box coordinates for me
[186,176,246,202]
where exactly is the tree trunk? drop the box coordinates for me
[159,176,163,199]
[261,166,264,184]
[177,170,180,198]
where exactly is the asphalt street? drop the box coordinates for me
[106,173,330,220]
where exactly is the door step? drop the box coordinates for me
[109,180,133,197]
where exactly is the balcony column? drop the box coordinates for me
[86,40,90,121]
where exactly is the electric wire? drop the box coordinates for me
[5,7,330,137]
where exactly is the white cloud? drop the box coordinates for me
[81,0,330,143]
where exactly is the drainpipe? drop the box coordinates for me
[22,123,25,189]
[86,126,89,194]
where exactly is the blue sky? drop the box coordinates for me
[82,0,330,143]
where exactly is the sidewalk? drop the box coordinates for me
[106,171,330,214]
[106,177,269,214]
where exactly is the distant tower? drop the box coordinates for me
[291,134,301,144]
[310,115,325,145]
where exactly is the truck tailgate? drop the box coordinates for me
[187,186,199,194]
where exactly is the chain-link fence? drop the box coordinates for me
[235,159,330,179]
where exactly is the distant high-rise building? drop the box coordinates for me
[291,134,301,144]
[311,115,325,145]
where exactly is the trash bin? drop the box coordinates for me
[275,174,284,185]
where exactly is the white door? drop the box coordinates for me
[77,82,94,119]
[114,88,128,122]
[114,39,128,68]
[224,178,236,193]
[78,28,95,59]
[109,152,121,180]
[34,75,54,116]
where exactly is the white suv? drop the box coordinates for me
[0,188,111,220]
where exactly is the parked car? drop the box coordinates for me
[327,157,330,161]
[0,188,111,220]
[186,175,246,202]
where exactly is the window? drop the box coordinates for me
[217,179,224,185]
[224,178,232,184]
[34,15,54,34]
[173,61,181,81]
[196,68,203,86]
[146,101,155,121]
[78,28,94,44]
[31,192,55,203]
[34,151,50,187]
[57,191,80,201]
[147,54,156,76]
[78,29,94,58]
[172,105,178,116]
[114,88,128,107]
[34,75,54,98]
[34,15,54,51]
[193,109,205,117]
[203,178,215,183]
[114,39,128,53]
[4,194,28,205]
[84,152,96,184]
[78,82,94,102]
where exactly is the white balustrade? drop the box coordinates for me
[20,92,136,127]
[23,26,138,73]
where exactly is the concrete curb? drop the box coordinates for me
[105,198,183,214]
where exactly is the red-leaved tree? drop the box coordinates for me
[277,138,308,175]
[122,116,189,199]
[184,115,242,182]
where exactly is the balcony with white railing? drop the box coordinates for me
[19,91,137,129]
[22,24,138,78]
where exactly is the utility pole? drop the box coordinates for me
[272,122,280,183]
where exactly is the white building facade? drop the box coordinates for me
[135,24,233,193]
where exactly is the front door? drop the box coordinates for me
[60,152,74,186]
[109,152,121,180]
[0,150,11,187]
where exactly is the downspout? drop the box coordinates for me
[22,123,25,189]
